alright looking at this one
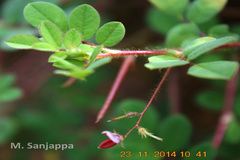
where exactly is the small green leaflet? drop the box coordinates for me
[63,29,82,49]
[159,115,192,151]
[69,4,100,40]
[96,22,125,47]
[186,0,227,24]
[183,37,216,57]
[187,36,237,60]
[32,42,58,51]
[5,34,40,49]
[209,24,239,39]
[166,23,199,47]
[87,57,112,70]
[195,90,223,111]
[48,52,68,63]
[146,7,181,35]
[149,0,189,17]
[53,59,85,70]
[145,55,189,70]
[54,69,94,79]
[89,46,102,65]
[24,2,69,32]
[50,55,78,70]
[39,22,62,47]
[187,61,239,80]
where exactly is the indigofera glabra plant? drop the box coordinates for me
[4,0,240,152]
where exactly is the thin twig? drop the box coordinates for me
[124,68,171,137]
[212,68,239,148]
[95,56,135,123]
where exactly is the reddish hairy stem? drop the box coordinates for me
[96,42,240,59]
[212,68,239,148]
[124,68,171,137]
[97,50,168,58]
[95,56,135,123]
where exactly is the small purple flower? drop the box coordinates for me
[98,131,123,149]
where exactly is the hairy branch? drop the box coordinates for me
[124,68,171,138]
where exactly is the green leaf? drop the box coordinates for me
[1,0,59,24]
[225,119,240,144]
[32,42,59,51]
[53,59,84,70]
[39,22,62,47]
[79,44,95,53]
[0,74,15,91]
[63,29,82,49]
[158,114,192,151]
[48,51,67,63]
[146,7,181,35]
[149,0,189,17]
[183,37,216,57]
[188,36,237,60]
[187,61,239,80]
[50,55,78,70]
[166,23,199,47]
[54,69,93,79]
[209,24,239,39]
[69,4,100,40]
[89,46,102,65]
[0,88,22,103]
[186,0,227,24]
[183,142,217,160]
[5,34,40,49]
[0,118,18,144]
[87,57,112,70]
[195,90,224,111]
[145,55,189,70]
[96,22,125,47]
[24,2,68,32]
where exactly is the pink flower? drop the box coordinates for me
[98,131,123,149]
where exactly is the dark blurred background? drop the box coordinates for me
[0,0,240,160]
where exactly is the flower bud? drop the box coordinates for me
[98,131,124,149]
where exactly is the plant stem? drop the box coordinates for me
[97,50,168,58]
[96,42,240,59]
[95,56,135,123]
[124,68,171,137]
[212,68,239,148]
